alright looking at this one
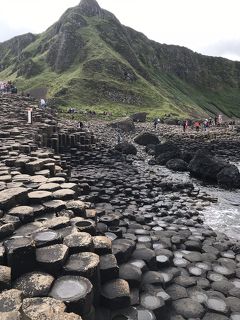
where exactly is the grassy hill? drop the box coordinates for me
[0,0,240,119]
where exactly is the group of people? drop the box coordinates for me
[182,114,235,132]
[0,81,18,94]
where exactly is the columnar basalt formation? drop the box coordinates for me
[1,96,240,319]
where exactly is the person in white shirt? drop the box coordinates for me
[40,98,46,108]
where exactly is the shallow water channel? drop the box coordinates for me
[134,159,240,240]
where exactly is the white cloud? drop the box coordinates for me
[0,0,240,61]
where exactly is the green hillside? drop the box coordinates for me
[0,0,240,118]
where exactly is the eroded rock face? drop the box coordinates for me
[79,0,103,17]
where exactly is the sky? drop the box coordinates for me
[1,0,240,61]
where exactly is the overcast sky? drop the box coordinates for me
[1,0,240,61]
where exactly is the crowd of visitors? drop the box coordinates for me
[181,114,236,132]
[153,114,236,132]
[0,81,18,94]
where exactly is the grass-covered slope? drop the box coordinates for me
[0,0,240,118]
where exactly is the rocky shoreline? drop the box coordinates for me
[0,95,240,319]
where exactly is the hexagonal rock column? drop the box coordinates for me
[49,275,93,315]
[4,237,35,279]
[36,244,69,275]
[0,289,22,313]
[93,236,112,255]
[8,205,34,223]
[140,293,165,318]
[13,272,54,298]
[28,191,53,204]
[99,254,119,283]
[101,279,131,310]
[74,220,96,236]
[66,200,86,218]
[0,265,11,290]
[64,252,100,284]
[33,229,62,248]
[63,232,94,254]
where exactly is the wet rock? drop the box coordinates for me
[217,165,240,188]
[50,275,93,315]
[33,229,62,248]
[188,151,227,182]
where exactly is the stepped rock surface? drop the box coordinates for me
[0,94,240,319]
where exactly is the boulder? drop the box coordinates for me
[114,142,137,155]
[109,118,135,132]
[134,133,159,146]
[154,142,180,157]
[166,159,188,172]
[188,150,228,182]
[217,164,240,188]
[130,112,147,122]
[156,151,181,165]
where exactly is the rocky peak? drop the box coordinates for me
[79,0,102,17]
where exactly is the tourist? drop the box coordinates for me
[218,114,223,126]
[203,119,209,131]
[77,121,84,129]
[153,118,160,129]
[183,120,188,132]
[194,121,200,132]
[40,98,46,108]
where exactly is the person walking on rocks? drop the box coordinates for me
[183,120,188,132]
[40,98,46,108]
[194,121,200,132]
[153,118,159,129]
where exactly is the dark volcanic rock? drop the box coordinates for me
[114,142,137,155]
[217,164,240,188]
[134,132,160,146]
[166,159,188,172]
[188,150,228,182]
